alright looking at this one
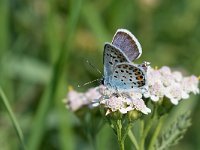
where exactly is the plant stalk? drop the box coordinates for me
[0,87,26,150]
[128,130,139,150]
[148,115,167,150]
[116,120,124,150]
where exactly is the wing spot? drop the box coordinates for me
[109,62,113,65]
[122,76,126,78]
[121,70,124,72]
[123,65,128,68]
[135,71,141,75]
[129,79,132,81]
[114,76,117,78]
[136,76,144,80]
[115,71,118,73]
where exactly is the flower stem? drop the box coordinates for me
[116,120,124,150]
[140,103,158,150]
[128,130,139,150]
[148,115,167,150]
[0,87,26,150]
[139,120,145,150]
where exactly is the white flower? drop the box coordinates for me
[147,66,199,105]
[144,81,165,101]
[66,90,89,111]
[147,67,162,85]
[159,66,171,75]
[129,93,151,114]
[182,75,199,94]
[100,91,151,115]
[98,85,114,96]
[65,86,103,111]
[161,73,174,87]
[100,96,133,115]
[172,71,183,82]
[129,92,143,99]
[159,66,174,87]
[165,83,189,105]
[85,87,102,107]
[85,87,101,100]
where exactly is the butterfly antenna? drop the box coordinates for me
[78,78,102,87]
[86,60,103,77]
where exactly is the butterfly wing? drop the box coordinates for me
[109,63,147,92]
[112,29,142,61]
[103,43,130,86]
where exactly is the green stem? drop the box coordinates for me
[122,123,132,142]
[148,115,167,150]
[139,120,145,150]
[87,133,97,150]
[116,120,124,150]
[128,130,139,150]
[0,87,26,150]
[140,103,158,150]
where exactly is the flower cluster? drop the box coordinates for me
[65,66,199,115]
[64,86,101,111]
[65,85,151,115]
[144,66,199,105]
[99,86,151,115]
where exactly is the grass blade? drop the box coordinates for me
[0,87,26,150]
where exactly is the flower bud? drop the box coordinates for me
[128,110,142,122]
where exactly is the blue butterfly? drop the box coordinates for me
[103,29,149,93]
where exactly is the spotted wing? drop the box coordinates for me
[112,29,142,61]
[103,43,130,86]
[110,63,147,92]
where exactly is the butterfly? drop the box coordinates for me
[103,29,149,93]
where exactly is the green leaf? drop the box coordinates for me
[154,112,192,150]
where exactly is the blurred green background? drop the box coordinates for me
[0,0,200,149]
